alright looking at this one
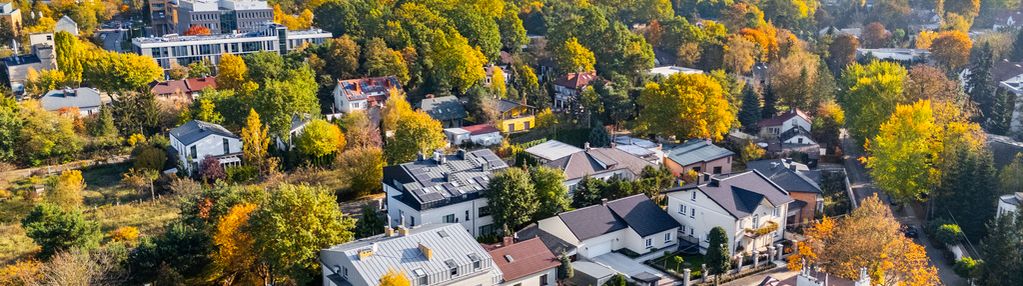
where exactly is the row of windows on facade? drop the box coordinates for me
[187,138,231,159]
[149,41,269,58]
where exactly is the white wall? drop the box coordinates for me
[169,133,241,174]
[501,268,557,286]
[620,227,677,255]
[782,117,811,133]
[565,170,635,193]
[332,84,369,113]
[385,183,494,237]
[577,230,625,258]
[782,134,815,145]
[666,189,738,254]
[997,198,1018,218]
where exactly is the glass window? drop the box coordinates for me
[465,210,469,221]
[753,214,760,227]
[664,232,672,242]
[443,214,456,223]
[690,208,695,218]
[414,269,427,285]
[679,204,686,214]
[223,138,230,154]
[450,266,458,276]
[713,166,722,174]
[691,192,696,201]
[645,238,652,248]
[540,274,549,286]
[189,145,197,159]
[478,206,492,217]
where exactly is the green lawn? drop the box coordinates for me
[649,252,705,279]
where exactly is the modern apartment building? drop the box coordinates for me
[175,0,272,34]
[131,24,330,72]
[147,0,178,36]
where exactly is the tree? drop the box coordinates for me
[530,166,570,220]
[839,61,908,142]
[860,22,890,48]
[931,31,973,72]
[723,35,756,74]
[110,92,160,136]
[1013,29,1023,61]
[915,31,939,49]
[131,145,167,171]
[249,184,355,284]
[465,86,499,124]
[811,101,845,150]
[183,25,211,36]
[554,37,596,74]
[322,36,360,80]
[126,223,212,284]
[790,195,940,284]
[384,111,446,164]
[240,109,270,173]
[428,28,487,93]
[208,203,261,285]
[572,175,608,208]
[362,38,410,84]
[864,100,940,203]
[193,98,224,124]
[87,106,118,138]
[336,147,384,197]
[217,54,249,92]
[770,50,820,110]
[122,168,159,200]
[21,203,100,259]
[637,73,735,141]
[967,43,996,121]
[705,226,731,282]
[486,168,539,230]
[200,156,226,183]
[340,110,382,148]
[905,65,970,112]
[17,100,81,166]
[738,87,762,132]
[53,31,82,84]
[381,92,415,132]
[944,0,980,19]
[47,170,84,208]
[1000,154,1023,194]
[354,205,386,239]
[82,51,163,92]
[0,96,22,163]
[188,60,213,78]
[588,123,611,147]
[558,254,574,280]
[490,67,507,98]
[380,269,410,286]
[976,212,1023,285]
[296,119,345,160]
[497,6,528,51]
[762,85,778,119]
[932,144,998,239]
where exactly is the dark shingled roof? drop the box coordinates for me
[746,159,821,194]
[758,109,810,128]
[666,171,793,219]
[169,120,237,146]
[420,96,466,121]
[546,147,653,180]
[606,195,681,237]
[558,204,627,241]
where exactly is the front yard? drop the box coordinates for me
[647,251,705,280]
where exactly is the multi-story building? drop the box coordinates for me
[132,24,330,72]
[534,195,680,259]
[333,76,401,114]
[175,0,273,35]
[148,0,178,36]
[383,149,508,238]
[320,224,504,286]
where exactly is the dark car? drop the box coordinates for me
[903,225,918,238]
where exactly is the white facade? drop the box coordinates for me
[536,213,678,259]
[132,25,330,72]
[666,188,788,255]
[760,115,811,138]
[564,169,635,192]
[997,193,1021,218]
[783,133,815,145]
[169,132,242,175]
[385,183,496,238]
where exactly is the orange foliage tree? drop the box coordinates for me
[208,203,264,284]
[930,31,973,72]
[183,25,212,36]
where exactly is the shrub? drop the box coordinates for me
[954,257,977,278]
[226,165,258,183]
[21,203,101,259]
[132,145,167,171]
[935,224,963,246]
[109,226,140,244]
[199,156,225,183]
[127,133,147,147]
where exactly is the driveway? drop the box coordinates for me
[591,253,677,286]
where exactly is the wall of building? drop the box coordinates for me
[497,115,535,133]
[537,217,581,246]
[170,133,241,174]
[620,227,676,256]
[385,184,494,238]
[666,189,738,254]
[788,192,819,224]
[735,203,787,254]
[663,156,732,177]
[577,230,625,258]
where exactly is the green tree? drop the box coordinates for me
[637,73,735,141]
[572,175,608,208]
[429,28,487,93]
[17,100,81,165]
[447,8,501,61]
[354,205,386,239]
[864,100,940,204]
[554,37,596,74]
[249,184,356,284]
[977,212,1023,285]
[53,31,82,84]
[486,168,539,230]
[362,38,410,84]
[21,203,100,259]
[558,254,574,280]
[0,96,22,162]
[87,106,118,138]
[296,119,345,159]
[738,86,762,133]
[530,166,570,220]
[253,65,321,137]
[497,6,528,51]
[1013,29,1023,61]
[47,170,85,208]
[968,43,996,126]
[588,123,611,147]
[384,110,446,164]
[188,60,212,77]
[323,36,361,80]
[125,223,213,284]
[193,98,224,124]
[132,145,167,171]
[1000,154,1023,194]
[336,147,385,198]
[933,144,999,238]
[839,60,908,142]
[705,226,731,282]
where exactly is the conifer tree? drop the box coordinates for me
[738,87,762,132]
[762,85,778,119]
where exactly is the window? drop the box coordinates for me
[342,266,348,277]
[449,265,458,276]
[189,145,197,159]
[693,167,701,172]
[753,214,760,227]
[508,124,515,132]
[479,206,492,217]
[681,225,686,233]
[679,204,687,214]
[540,274,549,286]
[465,210,470,221]
[469,254,481,269]
[664,232,672,242]
[713,166,722,174]
[798,138,804,144]
[691,192,697,201]
[410,217,416,227]
[524,121,531,130]
[773,207,780,217]
[414,268,427,285]
[690,208,695,218]
[479,224,494,235]
[645,238,653,248]
[222,138,230,154]
[689,228,694,236]
[443,214,456,223]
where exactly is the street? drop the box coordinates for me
[839,129,967,286]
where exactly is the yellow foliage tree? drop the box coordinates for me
[240,109,270,172]
[930,31,972,71]
[209,203,263,285]
[381,90,415,132]
[863,100,941,203]
[47,170,84,208]
[637,73,735,141]
[380,269,411,286]
[216,53,249,92]
[554,37,595,74]
[108,226,140,244]
[914,31,938,49]
[490,67,507,98]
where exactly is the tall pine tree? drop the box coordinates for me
[989,89,1015,135]
[738,87,762,133]
[762,85,778,119]
[933,145,999,239]
[968,43,996,125]
[977,211,1023,285]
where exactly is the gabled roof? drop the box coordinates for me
[992,60,1023,82]
[557,203,628,241]
[554,72,597,90]
[40,87,102,111]
[746,159,821,194]
[497,99,531,114]
[383,149,508,210]
[664,140,734,167]
[150,76,217,96]
[988,133,1023,168]
[780,125,814,143]
[605,194,681,237]
[461,124,500,135]
[666,171,794,219]
[336,76,400,101]
[420,96,467,121]
[546,147,653,180]
[525,140,583,161]
[487,238,561,282]
[185,76,217,91]
[169,120,238,146]
[758,109,811,128]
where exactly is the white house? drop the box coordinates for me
[486,237,560,286]
[664,171,792,255]
[444,124,502,147]
[169,120,243,175]
[997,192,1021,218]
[320,223,503,286]
[333,76,401,113]
[524,140,583,164]
[648,66,703,77]
[758,109,812,140]
[543,146,653,191]
[552,72,597,110]
[384,149,508,237]
[39,87,102,116]
[274,114,311,151]
[535,195,681,259]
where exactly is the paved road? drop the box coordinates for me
[838,129,966,286]
[591,253,677,286]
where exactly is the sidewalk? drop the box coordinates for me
[721,262,795,286]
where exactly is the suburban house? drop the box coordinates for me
[55,15,79,36]
[534,194,681,259]
[746,159,823,225]
[997,192,1022,218]
[663,140,734,177]
[485,237,560,286]
[169,120,243,175]
[664,171,792,255]
[612,136,663,165]
[274,114,312,151]
[524,140,583,164]
[333,76,401,114]
[855,48,929,64]
[495,99,535,133]
[544,145,653,191]
[1,45,56,95]
[149,76,217,101]
[320,224,503,286]
[384,149,508,237]
[421,95,467,128]
[0,3,21,37]
[40,87,103,116]
[552,71,597,110]
[758,109,812,141]
[443,124,502,147]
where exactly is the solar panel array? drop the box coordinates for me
[400,150,508,206]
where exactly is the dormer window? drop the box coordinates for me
[468,254,481,269]
[446,259,458,277]
[413,268,427,285]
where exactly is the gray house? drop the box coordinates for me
[421,95,467,128]
[40,87,102,116]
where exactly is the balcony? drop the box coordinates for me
[743,221,779,238]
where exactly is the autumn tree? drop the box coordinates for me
[770,50,820,111]
[47,170,85,208]
[812,102,845,151]
[335,147,384,197]
[530,166,570,220]
[240,109,271,173]
[0,96,19,163]
[362,38,410,84]
[839,60,908,142]
[905,65,970,110]
[216,54,249,92]
[17,100,81,166]
[384,110,446,164]
[723,35,756,74]
[21,203,101,259]
[554,37,596,74]
[860,22,890,48]
[490,67,507,98]
[915,30,938,49]
[380,269,410,286]
[193,98,224,124]
[863,100,940,203]
[340,110,382,148]
[322,36,360,80]
[208,203,262,285]
[183,25,212,36]
[54,31,83,84]
[81,51,163,92]
[296,119,345,161]
[930,31,973,72]
[249,184,355,284]
[486,167,539,230]
[637,73,735,141]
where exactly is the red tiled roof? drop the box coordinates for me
[758,109,810,128]
[487,238,561,282]
[185,76,217,91]
[150,76,217,96]
[461,124,500,135]
[553,72,597,90]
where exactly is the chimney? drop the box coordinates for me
[584,142,591,150]
[417,152,426,161]
[601,198,608,205]
[502,235,514,247]
[457,149,466,160]
[384,226,394,237]
[709,177,721,187]
[418,243,433,260]
[397,226,410,236]
[789,163,797,171]
[434,150,445,164]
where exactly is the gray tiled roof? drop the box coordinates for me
[525,140,583,161]
[746,159,821,194]
[384,149,508,210]
[169,120,238,146]
[40,87,102,112]
[321,223,498,286]
[667,171,793,219]
[605,195,681,237]
[557,204,627,241]
[665,140,734,167]
[420,96,467,121]
[546,148,653,180]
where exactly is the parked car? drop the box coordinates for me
[903,225,918,238]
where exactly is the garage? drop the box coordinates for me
[584,241,613,258]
